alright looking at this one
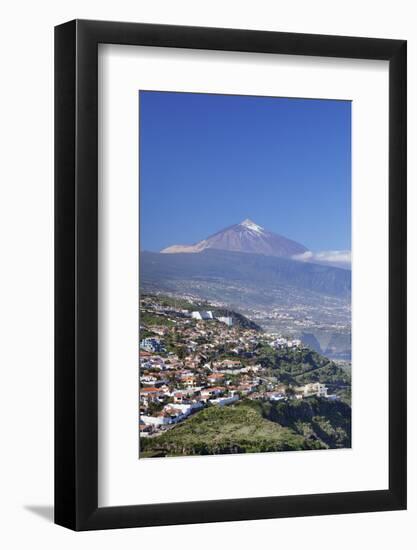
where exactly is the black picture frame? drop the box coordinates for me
[55,19,407,531]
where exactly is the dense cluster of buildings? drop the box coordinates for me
[271,336,302,349]
[139,296,337,437]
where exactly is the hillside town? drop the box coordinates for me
[139,295,339,438]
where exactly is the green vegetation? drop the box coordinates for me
[251,397,351,449]
[140,398,350,458]
[142,294,206,311]
[139,328,156,339]
[140,311,175,327]
[258,346,350,389]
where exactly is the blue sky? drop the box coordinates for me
[140,91,351,253]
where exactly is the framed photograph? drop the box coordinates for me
[55,20,406,530]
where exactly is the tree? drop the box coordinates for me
[177,346,186,360]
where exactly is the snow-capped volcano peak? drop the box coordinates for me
[240,218,264,233]
[161,218,308,257]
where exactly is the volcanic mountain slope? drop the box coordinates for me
[161,218,308,258]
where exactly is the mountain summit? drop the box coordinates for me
[160,219,308,258]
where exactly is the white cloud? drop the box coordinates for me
[292,250,351,269]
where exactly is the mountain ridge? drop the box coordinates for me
[141,248,351,299]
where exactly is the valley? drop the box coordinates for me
[140,247,351,359]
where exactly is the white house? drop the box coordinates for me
[290,338,302,348]
[268,392,286,402]
[167,402,203,415]
[272,337,289,349]
[301,382,328,398]
[200,387,223,400]
[141,413,172,426]
[191,310,214,321]
[209,395,239,407]
[207,372,225,384]
[140,375,159,385]
[217,316,233,327]
[140,337,166,353]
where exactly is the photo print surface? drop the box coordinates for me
[139,91,351,459]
